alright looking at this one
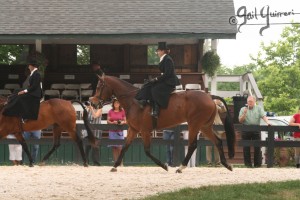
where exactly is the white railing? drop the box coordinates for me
[204,72,263,105]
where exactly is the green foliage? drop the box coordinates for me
[217,82,239,91]
[224,97,233,105]
[202,51,220,77]
[216,24,300,115]
[148,45,159,65]
[254,24,300,115]
[256,24,300,69]
[0,45,28,65]
[77,45,90,65]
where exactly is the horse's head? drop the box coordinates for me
[89,73,113,107]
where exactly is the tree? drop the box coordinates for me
[254,24,300,115]
[148,45,159,65]
[0,45,28,65]
[77,45,90,65]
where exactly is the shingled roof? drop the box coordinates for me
[0,0,237,41]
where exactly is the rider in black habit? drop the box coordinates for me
[3,59,43,122]
[136,42,180,118]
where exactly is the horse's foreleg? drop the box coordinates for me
[40,126,62,166]
[111,127,138,172]
[202,127,232,171]
[141,132,168,171]
[14,132,34,167]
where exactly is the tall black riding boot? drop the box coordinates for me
[151,102,160,118]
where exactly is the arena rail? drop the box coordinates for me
[1,122,300,168]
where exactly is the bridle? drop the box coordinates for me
[94,76,142,108]
[95,79,106,108]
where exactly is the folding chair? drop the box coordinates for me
[4,83,21,92]
[44,89,60,100]
[61,90,78,100]
[0,89,12,97]
[133,83,143,89]
[80,89,93,101]
[185,84,201,90]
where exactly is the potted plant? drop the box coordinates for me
[201,51,221,77]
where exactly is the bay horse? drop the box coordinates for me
[90,74,236,173]
[0,96,96,167]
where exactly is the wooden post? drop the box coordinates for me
[267,126,275,168]
[35,39,42,53]
[197,39,204,73]
[123,44,130,73]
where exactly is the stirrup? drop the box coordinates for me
[151,111,158,118]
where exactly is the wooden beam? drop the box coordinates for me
[197,39,204,73]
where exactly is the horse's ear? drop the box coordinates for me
[97,70,105,80]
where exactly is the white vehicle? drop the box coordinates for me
[260,116,292,164]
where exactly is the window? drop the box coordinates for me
[77,45,90,65]
[147,45,159,65]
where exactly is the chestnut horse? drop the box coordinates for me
[90,75,235,173]
[0,96,96,167]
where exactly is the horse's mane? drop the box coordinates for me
[106,75,139,90]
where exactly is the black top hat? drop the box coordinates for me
[27,58,39,68]
[157,42,168,51]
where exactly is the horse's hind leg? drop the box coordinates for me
[141,131,168,171]
[15,132,34,167]
[176,129,199,173]
[67,127,88,167]
[40,124,62,165]
[201,126,232,171]
[111,127,138,172]
[75,136,88,167]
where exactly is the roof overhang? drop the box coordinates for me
[0,33,236,45]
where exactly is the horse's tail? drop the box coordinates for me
[211,95,236,158]
[71,100,96,146]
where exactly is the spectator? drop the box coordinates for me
[206,99,227,167]
[163,130,174,167]
[288,107,300,168]
[107,98,126,165]
[7,134,22,165]
[239,96,271,168]
[82,102,102,166]
[23,130,41,164]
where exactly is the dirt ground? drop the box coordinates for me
[0,166,299,200]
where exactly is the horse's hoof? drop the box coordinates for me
[176,169,182,173]
[84,164,88,167]
[163,164,168,171]
[110,167,117,172]
[224,164,233,171]
[29,164,34,167]
[38,162,46,166]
